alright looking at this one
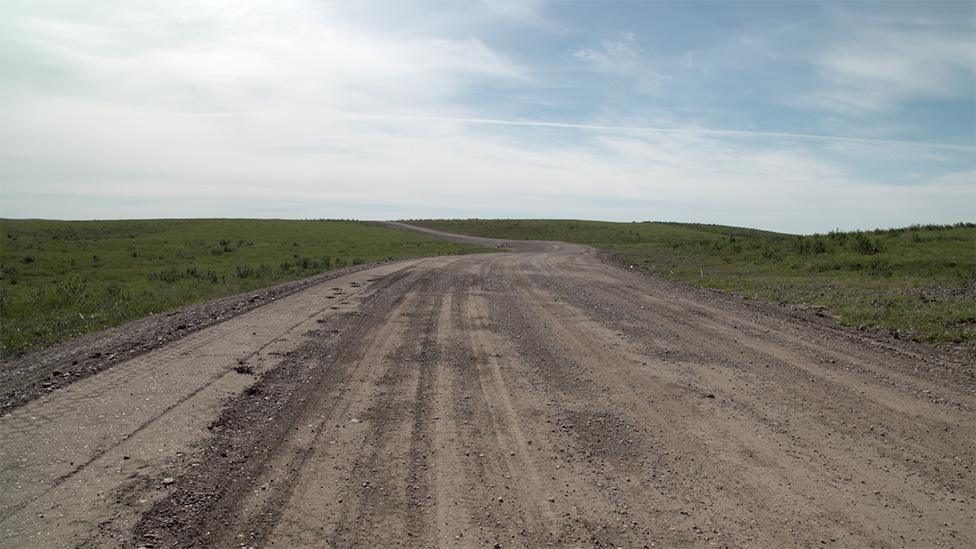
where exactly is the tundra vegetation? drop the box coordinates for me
[0,219,485,357]
[411,219,976,347]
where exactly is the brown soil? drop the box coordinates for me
[1,224,973,548]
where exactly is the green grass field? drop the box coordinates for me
[410,219,976,346]
[0,219,486,357]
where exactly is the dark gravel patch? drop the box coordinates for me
[129,267,421,549]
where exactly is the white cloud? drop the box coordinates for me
[1,0,972,232]
[806,19,975,112]
[1,1,525,115]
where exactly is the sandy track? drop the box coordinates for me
[1,227,973,547]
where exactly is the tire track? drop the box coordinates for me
[324,279,444,546]
[427,291,479,546]
[461,287,561,535]
[128,265,432,548]
[224,281,428,547]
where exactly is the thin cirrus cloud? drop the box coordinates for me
[573,33,640,70]
[0,0,973,233]
[806,26,976,113]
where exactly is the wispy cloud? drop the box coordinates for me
[148,108,975,150]
[572,33,640,71]
[570,32,697,94]
[327,113,976,151]
[478,0,546,21]
[803,10,975,112]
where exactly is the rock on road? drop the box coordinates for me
[1,224,973,547]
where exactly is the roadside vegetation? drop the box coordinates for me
[410,219,976,347]
[0,219,485,357]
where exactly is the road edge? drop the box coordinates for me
[0,257,420,415]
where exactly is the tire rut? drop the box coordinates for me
[129,266,427,548]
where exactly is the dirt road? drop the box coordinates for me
[2,225,973,547]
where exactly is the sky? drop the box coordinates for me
[1,0,974,233]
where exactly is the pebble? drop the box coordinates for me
[162,477,176,485]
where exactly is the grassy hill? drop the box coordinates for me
[410,219,976,347]
[0,219,486,357]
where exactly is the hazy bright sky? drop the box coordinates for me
[2,0,974,233]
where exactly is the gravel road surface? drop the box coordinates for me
[1,224,972,547]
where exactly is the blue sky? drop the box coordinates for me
[1,0,973,233]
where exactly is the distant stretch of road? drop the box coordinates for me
[2,224,972,547]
